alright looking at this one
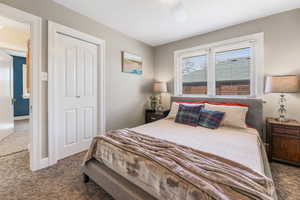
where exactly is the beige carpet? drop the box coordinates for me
[0,151,113,200]
[0,151,299,200]
[0,130,28,157]
[271,162,300,200]
[0,119,29,157]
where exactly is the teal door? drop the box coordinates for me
[13,56,29,117]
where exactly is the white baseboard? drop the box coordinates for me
[14,115,30,120]
[39,157,50,169]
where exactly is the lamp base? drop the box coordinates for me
[277,94,288,123]
[275,117,290,123]
[155,104,164,114]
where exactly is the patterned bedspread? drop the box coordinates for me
[83,129,275,200]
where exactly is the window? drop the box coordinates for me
[215,48,251,96]
[174,33,263,98]
[182,55,208,95]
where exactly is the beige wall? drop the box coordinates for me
[0,27,29,51]
[0,0,155,157]
[154,9,300,122]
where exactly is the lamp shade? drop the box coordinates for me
[265,75,299,93]
[153,82,167,93]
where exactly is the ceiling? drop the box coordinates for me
[53,0,300,46]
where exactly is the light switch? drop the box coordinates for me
[41,72,48,81]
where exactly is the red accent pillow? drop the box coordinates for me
[246,124,253,128]
[205,101,248,107]
[175,101,248,107]
[175,101,207,104]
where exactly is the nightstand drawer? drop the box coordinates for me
[267,118,300,166]
[271,135,300,163]
[272,125,300,137]
[145,109,170,123]
[148,115,161,121]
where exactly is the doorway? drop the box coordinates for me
[0,17,30,158]
[0,3,42,171]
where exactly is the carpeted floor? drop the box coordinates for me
[0,120,29,157]
[0,131,28,157]
[0,151,299,200]
[271,162,300,200]
[0,151,113,200]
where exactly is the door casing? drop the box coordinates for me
[48,21,106,166]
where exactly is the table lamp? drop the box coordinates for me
[265,75,299,122]
[153,82,167,112]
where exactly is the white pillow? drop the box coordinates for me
[204,103,248,129]
[166,102,204,119]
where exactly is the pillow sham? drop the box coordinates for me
[175,104,203,126]
[166,101,204,119]
[198,109,225,129]
[204,103,248,129]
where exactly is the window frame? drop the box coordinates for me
[174,33,264,98]
[178,49,209,96]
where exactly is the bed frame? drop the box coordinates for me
[82,159,156,200]
[82,97,276,200]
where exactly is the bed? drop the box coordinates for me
[81,98,277,200]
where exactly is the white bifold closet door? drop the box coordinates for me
[55,33,97,160]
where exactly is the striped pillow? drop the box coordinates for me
[166,102,205,119]
[175,104,203,126]
[198,109,225,129]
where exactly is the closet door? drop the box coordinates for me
[55,33,97,159]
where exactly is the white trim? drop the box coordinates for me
[0,48,26,57]
[48,21,106,166]
[23,64,30,99]
[14,115,30,120]
[39,157,50,169]
[174,33,264,98]
[0,3,43,171]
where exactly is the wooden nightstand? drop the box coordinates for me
[145,109,170,123]
[266,117,300,166]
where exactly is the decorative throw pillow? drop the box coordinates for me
[205,103,248,129]
[166,102,204,119]
[175,104,203,126]
[198,109,225,129]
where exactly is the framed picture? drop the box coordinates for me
[122,51,143,75]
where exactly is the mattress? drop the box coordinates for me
[131,119,264,174]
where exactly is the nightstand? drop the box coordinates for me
[145,109,170,123]
[266,117,300,166]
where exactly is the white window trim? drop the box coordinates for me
[174,33,264,99]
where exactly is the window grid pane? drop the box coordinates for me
[215,48,251,96]
[182,55,207,95]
